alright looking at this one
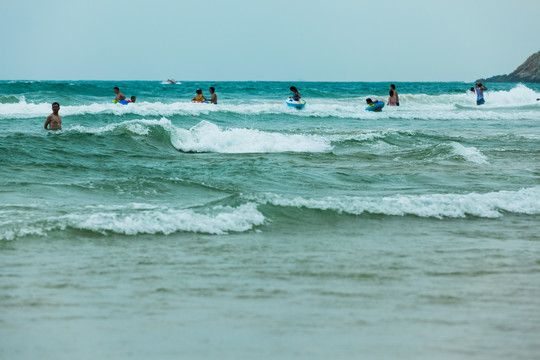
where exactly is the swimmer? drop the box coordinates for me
[114,87,126,101]
[209,87,217,104]
[366,98,383,105]
[130,96,136,103]
[475,82,487,105]
[290,86,301,100]
[387,84,399,106]
[366,98,384,112]
[192,89,207,102]
[44,102,62,130]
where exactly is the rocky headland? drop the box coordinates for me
[478,51,540,83]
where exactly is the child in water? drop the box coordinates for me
[366,98,385,112]
[290,86,301,100]
[192,89,208,103]
[366,98,383,105]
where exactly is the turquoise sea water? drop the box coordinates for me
[1,80,539,359]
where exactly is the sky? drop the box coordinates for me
[1,0,539,81]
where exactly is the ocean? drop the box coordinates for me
[1,80,539,359]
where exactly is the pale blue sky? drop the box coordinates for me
[1,0,539,81]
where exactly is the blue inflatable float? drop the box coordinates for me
[111,99,130,105]
[286,98,306,109]
[366,101,384,112]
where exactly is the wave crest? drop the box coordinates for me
[0,203,265,240]
[252,187,540,219]
[68,118,332,153]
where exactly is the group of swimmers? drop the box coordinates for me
[43,84,396,130]
[114,87,136,103]
[192,87,218,104]
[44,86,218,130]
[365,84,400,108]
[290,84,400,109]
[43,82,496,131]
[113,86,219,105]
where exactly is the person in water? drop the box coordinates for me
[209,87,217,104]
[290,86,301,100]
[475,82,487,105]
[387,84,399,106]
[44,102,62,130]
[470,87,475,93]
[114,87,126,101]
[130,96,136,103]
[366,98,384,112]
[366,98,383,105]
[192,89,208,102]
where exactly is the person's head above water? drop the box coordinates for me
[290,86,298,92]
[390,84,396,90]
[196,89,202,94]
[52,102,60,112]
[114,87,120,94]
[366,98,373,104]
[131,96,136,103]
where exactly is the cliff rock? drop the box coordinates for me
[478,51,540,83]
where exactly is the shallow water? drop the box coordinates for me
[1,81,539,359]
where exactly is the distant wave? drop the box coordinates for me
[249,187,540,219]
[0,95,22,104]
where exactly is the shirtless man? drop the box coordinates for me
[209,87,217,104]
[44,102,62,130]
[114,87,126,101]
[387,84,399,106]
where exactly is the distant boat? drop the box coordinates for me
[167,79,176,84]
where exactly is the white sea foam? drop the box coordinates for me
[0,223,50,241]
[65,203,264,235]
[399,84,540,107]
[0,203,265,240]
[1,84,538,121]
[481,84,540,106]
[252,187,540,219]
[448,142,488,164]
[69,118,332,153]
[68,117,174,135]
[172,120,332,153]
